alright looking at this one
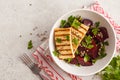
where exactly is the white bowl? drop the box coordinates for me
[49,9,116,76]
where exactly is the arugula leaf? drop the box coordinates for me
[56,38,62,43]
[60,20,67,28]
[84,54,90,62]
[53,50,59,56]
[28,40,33,49]
[66,35,70,41]
[72,38,79,45]
[71,19,81,29]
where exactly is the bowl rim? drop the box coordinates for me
[49,9,116,76]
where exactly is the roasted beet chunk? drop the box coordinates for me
[70,58,78,64]
[87,40,99,59]
[99,27,109,40]
[76,56,92,66]
[82,19,93,27]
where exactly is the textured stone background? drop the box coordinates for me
[0,0,120,80]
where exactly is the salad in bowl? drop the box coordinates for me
[49,9,116,76]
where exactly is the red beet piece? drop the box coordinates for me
[82,19,93,27]
[87,40,100,59]
[76,56,92,66]
[70,58,78,64]
[99,27,109,40]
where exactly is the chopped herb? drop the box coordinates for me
[75,49,79,55]
[53,50,59,56]
[68,15,75,25]
[66,58,72,63]
[92,27,100,35]
[28,40,33,49]
[60,20,67,28]
[76,63,81,67]
[103,41,109,46]
[98,45,107,59]
[84,54,90,62]
[95,21,100,27]
[87,45,94,49]
[66,35,70,41]
[85,35,92,45]
[71,19,81,29]
[81,35,94,49]
[92,59,97,63]
[100,55,120,80]
[56,38,62,43]
[72,38,79,45]
[76,16,82,21]
[81,41,87,47]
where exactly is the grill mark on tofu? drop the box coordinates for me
[55,36,70,40]
[80,24,89,31]
[59,54,75,59]
[57,45,71,50]
[78,27,87,34]
[71,31,82,39]
[58,49,71,51]
[54,28,70,31]
[72,27,84,35]
[55,32,70,36]
[59,51,72,54]
[56,41,70,45]
[56,44,70,46]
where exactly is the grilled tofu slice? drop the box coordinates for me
[71,24,89,53]
[54,28,74,59]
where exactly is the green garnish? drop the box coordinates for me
[68,15,75,25]
[95,21,100,27]
[85,35,92,45]
[84,54,90,62]
[66,35,70,41]
[56,38,62,43]
[60,20,67,28]
[92,27,100,35]
[28,40,33,49]
[87,45,94,49]
[72,38,79,45]
[53,50,59,56]
[100,55,120,80]
[76,16,82,21]
[103,41,109,46]
[81,35,94,49]
[98,45,107,59]
[71,19,81,29]
[76,63,81,67]
[92,59,97,63]
[75,49,79,55]
[66,58,72,63]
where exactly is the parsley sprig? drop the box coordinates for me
[81,35,94,49]
[100,55,120,80]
